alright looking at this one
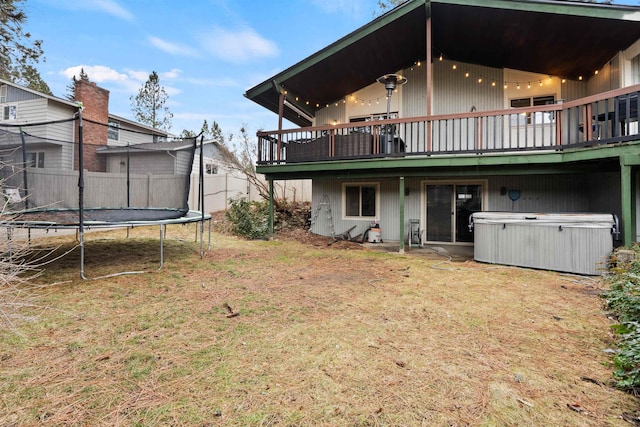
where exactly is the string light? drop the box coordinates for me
[276,53,588,113]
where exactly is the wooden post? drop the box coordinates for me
[399,176,405,254]
[426,16,432,152]
[268,179,274,237]
[620,158,635,246]
[277,91,284,162]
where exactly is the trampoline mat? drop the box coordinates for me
[1,208,208,228]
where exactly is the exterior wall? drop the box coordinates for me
[127,153,175,175]
[435,60,504,114]
[310,173,622,243]
[74,81,109,172]
[402,63,427,117]
[316,101,346,126]
[587,53,621,94]
[342,76,403,121]
[3,84,41,102]
[175,151,193,175]
[107,120,159,146]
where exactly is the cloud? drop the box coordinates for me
[199,26,279,64]
[90,0,133,20]
[49,0,134,21]
[60,65,180,93]
[61,65,129,83]
[161,68,182,80]
[148,37,199,57]
[311,0,368,15]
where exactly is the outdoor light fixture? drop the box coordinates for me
[376,73,407,154]
[376,73,407,119]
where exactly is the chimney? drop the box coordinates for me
[74,80,109,172]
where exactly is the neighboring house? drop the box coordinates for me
[246,0,640,250]
[0,78,169,173]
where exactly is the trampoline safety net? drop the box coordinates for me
[0,118,199,225]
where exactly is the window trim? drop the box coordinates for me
[509,94,555,125]
[107,120,120,141]
[26,151,45,168]
[342,181,380,220]
[3,105,17,121]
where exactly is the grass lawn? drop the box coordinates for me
[0,224,637,426]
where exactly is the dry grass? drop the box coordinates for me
[0,224,638,426]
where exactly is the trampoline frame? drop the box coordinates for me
[1,107,213,279]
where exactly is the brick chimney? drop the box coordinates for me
[74,80,109,172]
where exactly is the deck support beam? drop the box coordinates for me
[621,155,639,245]
[268,179,275,237]
[399,176,405,253]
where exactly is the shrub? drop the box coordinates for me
[603,245,640,392]
[224,197,269,240]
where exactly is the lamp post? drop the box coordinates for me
[376,74,407,153]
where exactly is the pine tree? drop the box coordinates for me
[0,0,50,94]
[130,71,173,132]
[65,68,90,101]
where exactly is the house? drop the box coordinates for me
[0,78,169,173]
[245,0,640,253]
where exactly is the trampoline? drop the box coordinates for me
[0,108,212,279]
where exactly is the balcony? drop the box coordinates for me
[257,85,640,166]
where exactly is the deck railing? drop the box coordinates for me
[257,85,640,165]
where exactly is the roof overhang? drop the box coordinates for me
[245,0,640,127]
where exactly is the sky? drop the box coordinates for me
[21,0,640,140]
[22,0,383,139]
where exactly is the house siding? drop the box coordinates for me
[129,152,175,175]
[4,85,41,102]
[402,64,428,117]
[108,121,160,146]
[310,173,622,242]
[433,60,504,114]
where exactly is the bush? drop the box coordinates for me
[603,245,640,392]
[224,197,269,240]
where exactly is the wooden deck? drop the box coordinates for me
[258,85,640,165]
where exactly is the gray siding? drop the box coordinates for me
[402,64,427,117]
[433,60,504,114]
[129,153,175,175]
[4,85,41,102]
[310,173,622,243]
[315,101,346,126]
[108,121,159,146]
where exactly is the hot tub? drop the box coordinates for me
[469,212,618,275]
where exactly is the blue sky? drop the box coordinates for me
[23,0,640,139]
[23,0,382,138]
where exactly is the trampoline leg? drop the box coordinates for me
[158,224,164,270]
[80,229,87,280]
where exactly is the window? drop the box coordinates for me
[107,120,120,141]
[3,105,16,120]
[205,163,218,174]
[0,85,6,103]
[349,112,398,132]
[343,182,379,218]
[153,134,166,143]
[26,152,45,168]
[510,95,555,125]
